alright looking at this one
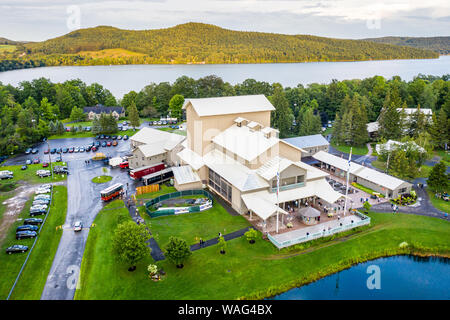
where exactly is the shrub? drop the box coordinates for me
[218,235,227,254]
[244,228,258,244]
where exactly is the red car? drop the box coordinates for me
[44,149,49,154]
[91,146,98,152]
[119,161,129,169]
[42,162,49,168]
[32,158,40,164]
[106,141,112,147]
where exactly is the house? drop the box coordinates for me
[83,104,125,120]
[128,127,185,169]
[175,95,357,235]
[312,150,412,199]
[283,134,329,158]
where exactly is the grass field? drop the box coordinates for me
[0,45,16,53]
[0,186,67,299]
[427,190,450,213]
[78,48,147,59]
[0,162,67,184]
[92,175,112,184]
[75,198,450,300]
[330,141,368,155]
[9,186,68,299]
[64,121,93,128]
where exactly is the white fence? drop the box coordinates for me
[268,211,371,249]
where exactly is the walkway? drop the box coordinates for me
[370,185,448,220]
[190,227,255,251]
[123,196,165,262]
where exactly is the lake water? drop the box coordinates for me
[267,255,450,300]
[0,56,449,98]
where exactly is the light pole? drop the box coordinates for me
[45,139,53,181]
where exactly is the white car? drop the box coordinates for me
[73,221,83,232]
[30,204,48,211]
[33,200,49,206]
[36,170,51,177]
[40,184,52,189]
[35,188,51,195]
[35,194,51,200]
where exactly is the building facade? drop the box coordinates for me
[83,104,125,120]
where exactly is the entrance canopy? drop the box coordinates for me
[241,193,288,220]
[298,206,320,218]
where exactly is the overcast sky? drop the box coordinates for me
[1,0,449,41]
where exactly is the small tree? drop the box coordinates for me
[164,236,191,268]
[112,221,151,271]
[168,94,184,121]
[127,102,140,130]
[218,235,227,254]
[363,201,372,214]
[427,161,449,193]
[244,228,258,244]
[69,106,85,122]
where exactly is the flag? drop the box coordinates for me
[276,171,280,197]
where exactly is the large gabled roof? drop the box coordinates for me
[182,94,275,117]
[283,134,329,149]
[130,127,185,147]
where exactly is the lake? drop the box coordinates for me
[267,255,450,300]
[0,56,449,98]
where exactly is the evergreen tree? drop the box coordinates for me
[69,106,85,122]
[429,108,449,149]
[91,117,101,134]
[297,100,322,136]
[270,86,293,138]
[378,95,402,140]
[127,102,140,129]
[427,161,449,193]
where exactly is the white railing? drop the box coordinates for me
[268,211,371,249]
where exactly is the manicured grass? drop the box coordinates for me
[0,162,67,184]
[92,175,113,184]
[135,185,177,200]
[65,121,93,128]
[75,206,450,300]
[10,186,68,299]
[330,141,368,155]
[48,129,137,140]
[351,182,385,197]
[427,190,450,213]
[156,127,187,136]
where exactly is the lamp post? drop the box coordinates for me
[44,139,53,181]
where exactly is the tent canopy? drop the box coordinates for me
[298,206,320,218]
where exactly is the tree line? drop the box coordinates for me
[0,73,448,157]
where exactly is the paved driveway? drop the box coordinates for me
[40,155,138,300]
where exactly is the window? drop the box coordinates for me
[297,175,305,183]
[208,169,232,203]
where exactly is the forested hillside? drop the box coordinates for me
[0,23,439,72]
[364,36,450,55]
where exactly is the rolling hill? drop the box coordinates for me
[364,36,450,55]
[0,23,440,71]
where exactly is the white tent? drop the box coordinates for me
[109,157,124,167]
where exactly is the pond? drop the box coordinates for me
[267,255,450,300]
[0,56,449,98]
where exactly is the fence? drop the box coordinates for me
[145,190,214,218]
[136,184,159,195]
[268,211,371,249]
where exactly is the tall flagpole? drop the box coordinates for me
[343,148,352,216]
[276,159,280,233]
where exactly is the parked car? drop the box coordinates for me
[74,147,79,153]
[6,245,28,254]
[26,159,32,165]
[91,146,98,152]
[69,147,74,153]
[106,141,112,147]
[44,149,50,154]
[85,127,91,131]
[35,187,50,195]
[29,208,46,217]
[25,148,32,154]
[34,194,51,201]
[122,127,127,131]
[95,141,101,147]
[79,147,85,152]
[101,141,107,147]
[117,135,123,140]
[112,135,117,140]
[119,161,129,169]
[31,148,38,154]
[123,135,129,140]
[86,146,92,152]
[50,148,57,154]
[105,135,110,139]
[17,224,39,232]
[122,121,128,126]
[73,221,83,232]
[32,158,40,164]
[33,199,49,206]
[100,134,105,139]
[0,173,13,180]
[31,204,48,211]
[63,148,69,153]
[112,141,118,146]
[21,165,28,170]
[55,155,62,162]
[148,121,153,126]
[36,170,51,178]
[24,218,43,225]
[53,166,69,174]
[16,230,37,240]
[42,162,49,168]
[57,148,62,154]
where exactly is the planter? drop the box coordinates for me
[128,266,136,272]
[249,240,255,244]
[176,264,184,269]
[220,250,226,254]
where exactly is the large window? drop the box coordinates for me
[208,169,232,202]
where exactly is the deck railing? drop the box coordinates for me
[268,210,371,249]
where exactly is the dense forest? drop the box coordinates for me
[0,73,448,157]
[0,23,439,72]
[364,36,450,55]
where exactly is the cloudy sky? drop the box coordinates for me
[1,0,449,41]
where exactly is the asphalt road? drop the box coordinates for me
[40,153,139,300]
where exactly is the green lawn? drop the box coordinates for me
[64,121,93,128]
[10,186,68,299]
[330,141,368,155]
[75,203,450,300]
[351,182,384,197]
[427,190,450,213]
[435,150,450,167]
[0,162,67,184]
[157,127,187,136]
[92,175,112,184]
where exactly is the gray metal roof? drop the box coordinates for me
[283,134,329,149]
